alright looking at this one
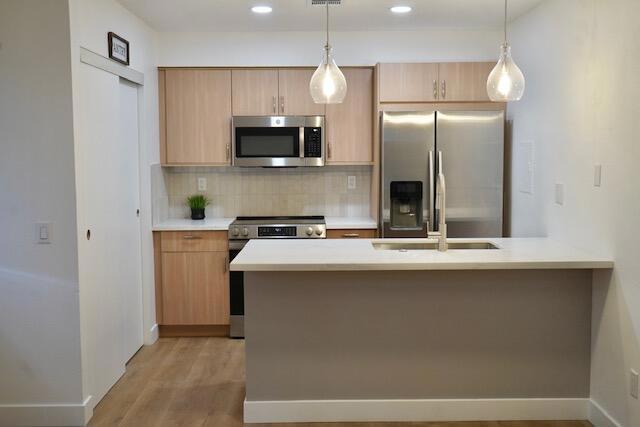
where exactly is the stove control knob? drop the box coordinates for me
[242,227,249,237]
[305,227,314,236]
[231,227,240,237]
[315,227,323,236]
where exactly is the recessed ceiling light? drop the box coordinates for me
[390,6,412,14]
[251,6,272,14]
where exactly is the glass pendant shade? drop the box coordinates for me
[487,43,525,102]
[310,46,347,104]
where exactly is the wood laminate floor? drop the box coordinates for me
[88,337,592,427]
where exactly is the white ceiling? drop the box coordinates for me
[117,0,544,32]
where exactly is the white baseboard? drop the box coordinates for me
[0,396,92,427]
[244,397,591,424]
[146,323,159,345]
[589,399,623,427]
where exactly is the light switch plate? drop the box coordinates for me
[594,165,602,187]
[197,177,207,191]
[631,369,639,399]
[555,183,564,205]
[36,222,52,244]
[347,175,356,190]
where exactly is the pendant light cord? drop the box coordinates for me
[326,0,330,49]
[504,0,508,42]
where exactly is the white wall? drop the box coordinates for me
[509,0,640,425]
[158,29,502,66]
[0,0,85,425]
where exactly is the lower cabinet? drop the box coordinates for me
[161,251,229,325]
[155,231,229,332]
[326,229,377,239]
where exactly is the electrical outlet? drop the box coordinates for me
[347,175,356,190]
[36,222,52,244]
[594,165,602,187]
[555,183,564,205]
[631,369,639,399]
[197,177,207,191]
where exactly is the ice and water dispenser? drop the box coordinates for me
[389,181,423,230]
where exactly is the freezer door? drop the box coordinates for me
[435,110,504,237]
[381,111,436,238]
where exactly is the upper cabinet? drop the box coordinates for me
[438,62,494,102]
[378,63,439,103]
[326,68,373,164]
[231,69,279,116]
[232,68,325,116]
[161,69,232,165]
[377,62,495,103]
[278,69,326,116]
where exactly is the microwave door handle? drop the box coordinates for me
[299,127,305,158]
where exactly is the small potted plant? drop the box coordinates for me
[187,194,210,220]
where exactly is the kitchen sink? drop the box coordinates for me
[372,241,500,251]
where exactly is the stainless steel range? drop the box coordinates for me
[227,216,326,338]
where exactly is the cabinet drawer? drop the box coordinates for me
[161,231,228,252]
[327,229,377,239]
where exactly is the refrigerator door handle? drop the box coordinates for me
[428,150,435,233]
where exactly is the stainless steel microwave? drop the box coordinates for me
[232,116,324,167]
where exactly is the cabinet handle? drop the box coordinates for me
[226,143,230,160]
[223,256,228,273]
[441,80,446,99]
[272,96,276,114]
[342,233,360,238]
[182,235,202,240]
[280,96,285,114]
[433,80,438,99]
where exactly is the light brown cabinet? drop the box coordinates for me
[278,69,326,116]
[438,62,494,102]
[157,231,229,326]
[378,63,439,103]
[378,62,495,103]
[231,69,279,116]
[162,69,232,165]
[326,68,374,164]
[327,229,377,239]
[232,68,325,116]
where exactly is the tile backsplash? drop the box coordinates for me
[152,165,372,221]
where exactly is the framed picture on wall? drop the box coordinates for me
[108,32,129,65]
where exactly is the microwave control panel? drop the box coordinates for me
[304,127,322,158]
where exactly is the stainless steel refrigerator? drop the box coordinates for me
[380,110,504,238]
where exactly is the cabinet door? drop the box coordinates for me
[438,62,494,102]
[326,68,373,164]
[165,69,232,164]
[378,63,439,102]
[277,69,325,116]
[232,69,279,116]
[161,252,229,325]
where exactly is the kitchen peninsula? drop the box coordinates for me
[231,238,613,424]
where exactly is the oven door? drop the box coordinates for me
[229,241,245,338]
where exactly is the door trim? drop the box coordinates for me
[80,47,144,85]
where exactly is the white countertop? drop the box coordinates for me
[153,216,377,231]
[152,217,234,231]
[230,237,614,271]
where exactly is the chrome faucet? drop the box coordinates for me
[428,151,448,252]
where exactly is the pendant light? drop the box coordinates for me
[487,0,525,101]
[309,0,347,104]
